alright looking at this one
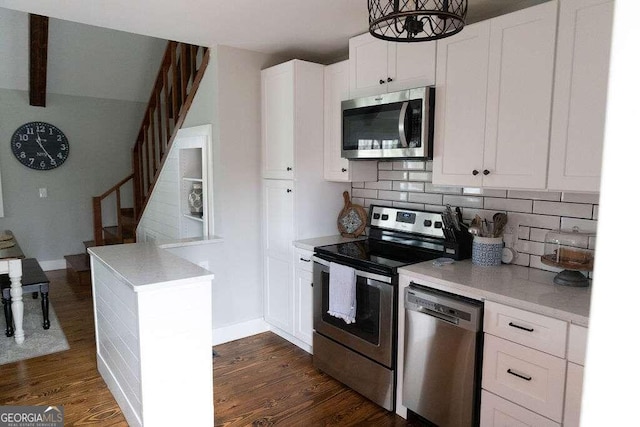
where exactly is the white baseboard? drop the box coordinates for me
[268,326,312,354]
[38,259,67,271]
[212,318,269,346]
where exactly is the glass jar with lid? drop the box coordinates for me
[541,227,595,286]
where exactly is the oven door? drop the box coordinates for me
[313,258,395,368]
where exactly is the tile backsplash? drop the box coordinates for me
[351,161,599,273]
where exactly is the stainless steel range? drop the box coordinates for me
[312,205,472,411]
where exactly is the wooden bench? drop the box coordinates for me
[1,258,50,337]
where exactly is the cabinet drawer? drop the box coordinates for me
[482,334,566,422]
[294,248,314,273]
[567,324,588,365]
[480,390,560,427]
[484,301,567,357]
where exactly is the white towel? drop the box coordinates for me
[328,262,357,324]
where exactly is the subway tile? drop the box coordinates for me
[352,188,377,199]
[377,190,408,202]
[408,192,444,205]
[512,253,531,267]
[529,228,551,242]
[505,213,561,230]
[424,184,462,194]
[378,170,409,181]
[593,205,599,220]
[561,192,601,204]
[351,197,365,206]
[517,226,530,240]
[507,190,562,201]
[530,255,564,273]
[365,180,393,190]
[351,182,365,189]
[443,195,484,209]
[484,197,533,213]
[425,161,434,172]
[515,240,545,256]
[393,181,425,192]
[393,201,425,210]
[365,198,392,208]
[463,188,507,197]
[378,161,393,170]
[460,209,499,222]
[532,201,593,219]
[407,171,433,182]
[424,204,447,212]
[393,161,426,170]
[560,217,598,233]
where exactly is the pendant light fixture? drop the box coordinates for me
[368,0,468,42]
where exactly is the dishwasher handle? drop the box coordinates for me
[407,303,460,325]
[405,285,483,332]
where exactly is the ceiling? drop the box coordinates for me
[0,0,549,63]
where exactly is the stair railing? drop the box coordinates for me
[92,41,209,246]
[132,41,210,220]
[92,174,133,246]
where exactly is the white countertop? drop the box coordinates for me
[157,235,224,249]
[294,235,367,252]
[399,260,591,326]
[89,243,214,292]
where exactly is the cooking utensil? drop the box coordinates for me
[337,191,367,237]
[468,225,480,236]
[492,213,508,238]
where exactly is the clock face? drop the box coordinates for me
[11,122,69,170]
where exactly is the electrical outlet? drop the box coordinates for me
[39,188,48,198]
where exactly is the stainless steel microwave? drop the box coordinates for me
[342,87,435,160]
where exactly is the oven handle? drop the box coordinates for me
[312,255,392,284]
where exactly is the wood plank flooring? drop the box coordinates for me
[0,269,409,426]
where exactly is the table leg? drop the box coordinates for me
[9,259,24,344]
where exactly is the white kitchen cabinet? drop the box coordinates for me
[480,390,560,427]
[564,324,588,427]
[348,32,436,98]
[261,59,350,351]
[323,60,378,182]
[293,248,314,347]
[433,2,557,189]
[548,0,614,192]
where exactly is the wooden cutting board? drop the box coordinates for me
[337,191,367,238]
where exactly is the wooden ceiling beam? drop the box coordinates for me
[29,14,49,107]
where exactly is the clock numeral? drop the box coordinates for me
[60,143,66,150]
[50,159,57,166]
[40,161,46,168]
[26,127,34,135]
[28,158,35,166]
[36,125,45,133]
[58,136,63,143]
[19,134,28,142]
[20,152,26,159]
[49,128,54,136]
[15,142,21,149]
[57,153,64,159]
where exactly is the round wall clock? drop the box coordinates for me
[10,121,69,170]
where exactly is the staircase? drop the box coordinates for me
[64,41,210,285]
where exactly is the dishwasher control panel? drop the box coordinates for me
[407,290,471,321]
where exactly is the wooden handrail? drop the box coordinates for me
[93,41,209,248]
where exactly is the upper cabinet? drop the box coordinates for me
[547,0,614,192]
[348,32,436,98]
[433,2,557,189]
[262,61,296,179]
[323,61,378,182]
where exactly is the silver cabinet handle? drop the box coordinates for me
[300,258,311,263]
[508,322,534,332]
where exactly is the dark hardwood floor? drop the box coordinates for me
[0,269,409,426]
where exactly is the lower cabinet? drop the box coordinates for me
[264,254,293,334]
[293,248,314,348]
[480,390,560,427]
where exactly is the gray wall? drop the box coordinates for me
[0,89,145,263]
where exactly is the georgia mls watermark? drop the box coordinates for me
[0,406,63,427]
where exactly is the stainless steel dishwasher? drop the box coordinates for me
[403,283,483,427]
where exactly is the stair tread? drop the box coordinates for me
[64,254,91,272]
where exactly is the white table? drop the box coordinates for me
[0,230,25,344]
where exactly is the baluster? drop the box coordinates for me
[143,127,150,194]
[181,43,189,111]
[116,187,122,238]
[150,109,157,178]
[93,196,103,246]
[156,86,164,158]
[171,42,180,118]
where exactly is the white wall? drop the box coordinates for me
[0,7,166,102]
[169,45,284,334]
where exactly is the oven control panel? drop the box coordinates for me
[370,206,445,239]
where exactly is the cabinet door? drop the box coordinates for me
[349,32,390,97]
[262,62,295,179]
[387,41,437,92]
[548,0,614,192]
[433,21,490,187]
[263,180,294,261]
[483,1,557,189]
[324,61,378,183]
[294,266,313,346]
[563,362,584,427]
[480,390,560,427]
[264,254,293,333]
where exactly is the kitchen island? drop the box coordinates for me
[89,243,215,427]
